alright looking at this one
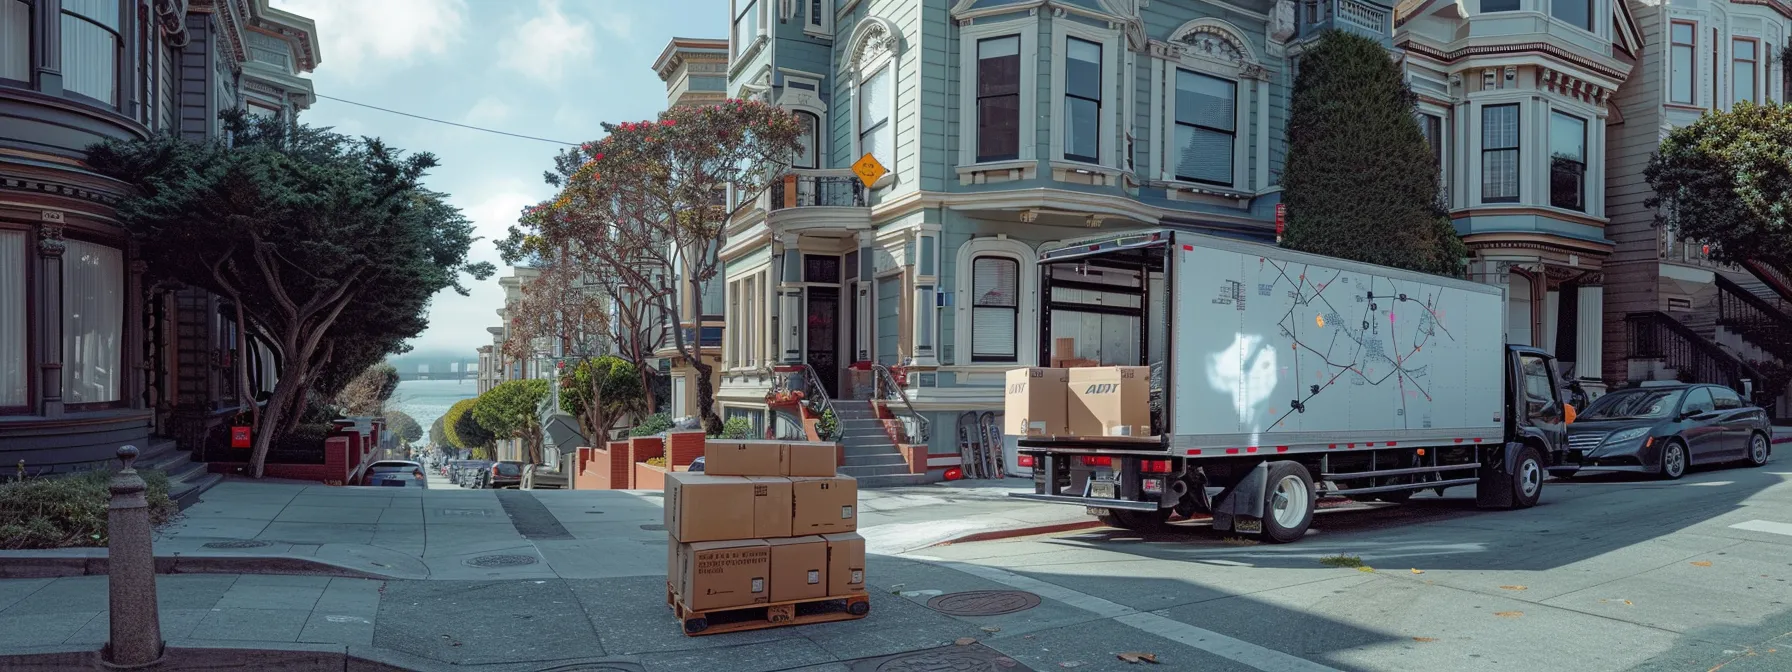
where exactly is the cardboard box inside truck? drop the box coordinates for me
[791,476,858,534]
[703,440,784,476]
[665,473,793,541]
[1068,366,1151,437]
[1004,367,1068,437]
[823,532,866,596]
[674,539,770,611]
[767,536,829,602]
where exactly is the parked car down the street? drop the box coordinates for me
[1555,383,1772,480]
[521,463,567,489]
[363,460,429,488]
[473,461,525,489]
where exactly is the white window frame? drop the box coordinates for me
[731,0,764,60]
[957,18,1038,168]
[1547,109,1588,213]
[776,73,828,169]
[1049,20,1122,168]
[1669,20,1698,106]
[852,62,896,187]
[1475,100,1523,206]
[1733,36,1760,105]
[1,0,29,84]
[952,237,1037,369]
[804,0,832,37]
[1416,105,1450,207]
[846,17,901,188]
[1151,21,1257,192]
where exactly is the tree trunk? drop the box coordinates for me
[234,301,257,428]
[683,276,723,435]
[247,359,308,478]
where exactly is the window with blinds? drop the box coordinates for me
[0,230,25,409]
[1174,70,1236,186]
[859,64,893,171]
[976,35,1021,162]
[1481,104,1520,203]
[61,0,121,105]
[970,256,1019,363]
[0,0,27,83]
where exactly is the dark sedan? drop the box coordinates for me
[1555,383,1772,480]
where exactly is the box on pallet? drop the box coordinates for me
[1004,367,1068,437]
[671,539,770,611]
[767,536,829,602]
[823,532,865,596]
[792,476,857,534]
[705,440,839,477]
[664,473,793,541]
[1068,366,1151,437]
[783,442,837,477]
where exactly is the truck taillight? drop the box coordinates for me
[1079,456,1112,467]
[1017,455,1035,468]
[1140,460,1172,473]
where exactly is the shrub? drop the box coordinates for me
[0,469,177,549]
[645,456,668,467]
[816,408,839,442]
[630,413,674,437]
[713,417,753,440]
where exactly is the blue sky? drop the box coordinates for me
[272,0,725,358]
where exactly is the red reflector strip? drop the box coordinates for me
[1347,443,1356,449]
[1187,449,1202,455]
[1386,442,1397,447]
[1365,443,1376,447]
[1328,444,1337,449]
[1182,244,1194,251]
[1276,446,1289,453]
[1454,438,1464,443]
[1247,446,1259,453]
[1473,438,1483,443]
[1226,448,1239,454]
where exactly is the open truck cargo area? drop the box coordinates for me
[1011,230,1574,543]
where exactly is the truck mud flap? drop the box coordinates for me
[1209,462,1269,533]
[1475,442,1522,509]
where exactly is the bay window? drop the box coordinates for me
[970,256,1019,363]
[795,111,819,169]
[1419,113,1444,175]
[1064,37,1102,164]
[1551,0,1591,32]
[1173,69,1236,186]
[61,0,122,105]
[975,35,1021,163]
[1481,104,1519,203]
[1734,38,1758,104]
[857,64,893,175]
[1,0,27,83]
[733,0,759,57]
[1670,22,1696,105]
[0,230,24,409]
[1549,111,1586,212]
[63,239,123,404]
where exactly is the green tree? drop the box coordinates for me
[87,113,493,477]
[428,414,449,449]
[1646,101,1792,268]
[444,398,493,454]
[384,410,422,446]
[560,355,645,445]
[473,379,551,464]
[1280,30,1465,276]
[335,363,400,415]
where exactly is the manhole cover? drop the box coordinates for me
[925,591,1042,616]
[532,663,642,672]
[201,540,272,549]
[439,508,490,517]
[639,524,665,531]
[463,554,539,568]
[847,643,1029,671]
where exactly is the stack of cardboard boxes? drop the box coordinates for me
[664,440,867,616]
[1005,363,1151,438]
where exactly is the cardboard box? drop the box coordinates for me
[1068,366,1151,437]
[1004,368,1069,437]
[1054,337,1077,359]
[823,532,866,596]
[1052,357,1099,368]
[674,539,770,611]
[665,473,794,541]
[748,476,794,538]
[783,442,837,477]
[767,536,829,602]
[704,440,784,476]
[791,476,858,534]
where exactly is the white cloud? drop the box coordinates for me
[497,0,597,85]
[404,187,542,355]
[273,0,466,78]
[463,97,512,125]
[596,13,633,37]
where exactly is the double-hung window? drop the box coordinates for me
[1419,113,1444,179]
[1670,22,1696,105]
[1063,37,1102,164]
[1173,70,1236,186]
[1548,111,1586,212]
[1551,0,1591,32]
[61,0,122,106]
[970,256,1019,363]
[0,230,24,409]
[1481,104,1520,203]
[1734,38,1759,104]
[858,64,893,175]
[794,111,819,169]
[975,36,1021,163]
[1,0,27,83]
[733,0,759,57]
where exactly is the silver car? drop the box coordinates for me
[364,460,429,488]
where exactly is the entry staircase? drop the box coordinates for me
[1627,261,1792,417]
[833,401,931,487]
[136,435,222,509]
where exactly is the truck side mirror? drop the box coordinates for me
[1563,403,1577,425]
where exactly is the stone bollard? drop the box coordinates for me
[105,446,164,667]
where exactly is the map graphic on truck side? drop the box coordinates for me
[1174,243,1505,442]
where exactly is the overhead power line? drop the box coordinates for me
[313,94,579,146]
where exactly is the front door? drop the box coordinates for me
[807,287,840,399]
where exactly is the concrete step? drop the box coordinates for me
[135,438,180,465]
[842,445,900,457]
[169,472,223,510]
[140,448,191,475]
[839,463,915,477]
[842,454,908,468]
[164,460,209,484]
[854,473,938,488]
[841,440,898,451]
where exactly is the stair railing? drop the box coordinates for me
[870,363,930,444]
[1716,275,1792,360]
[1743,259,1792,305]
[790,362,839,440]
[1626,311,1779,412]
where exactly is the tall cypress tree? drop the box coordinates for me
[1281,30,1465,276]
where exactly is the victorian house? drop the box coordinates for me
[1,0,320,489]
[1394,0,1641,397]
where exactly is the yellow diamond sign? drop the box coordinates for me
[852,152,888,188]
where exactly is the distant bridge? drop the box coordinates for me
[394,362,480,381]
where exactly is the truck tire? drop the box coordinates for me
[1260,461,1316,544]
[1098,508,1171,532]
[1509,446,1544,508]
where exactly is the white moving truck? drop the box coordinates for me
[1013,230,1575,543]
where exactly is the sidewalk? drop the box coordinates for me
[0,475,1090,581]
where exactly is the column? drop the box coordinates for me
[1254,75,1271,192]
[1576,284,1605,393]
[854,231,875,365]
[911,231,938,367]
[1543,289,1559,356]
[776,235,803,365]
[35,222,65,417]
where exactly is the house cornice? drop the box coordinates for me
[1398,38,1631,86]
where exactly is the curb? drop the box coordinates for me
[932,520,1107,546]
[0,553,402,581]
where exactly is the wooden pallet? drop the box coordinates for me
[666,588,870,636]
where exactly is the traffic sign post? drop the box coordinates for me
[852,152,888,188]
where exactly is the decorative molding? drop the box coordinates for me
[845,17,903,72]
[1398,40,1629,85]
[37,223,65,256]
[1,176,123,208]
[1166,19,1260,65]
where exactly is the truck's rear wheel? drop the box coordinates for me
[1099,508,1171,532]
[1509,446,1544,509]
[1260,461,1316,544]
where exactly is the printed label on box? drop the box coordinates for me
[751,578,765,593]
[841,505,854,519]
[807,570,820,584]
[851,570,863,584]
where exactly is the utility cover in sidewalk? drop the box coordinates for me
[531,662,643,672]
[639,524,665,531]
[925,590,1042,616]
[464,554,539,568]
[846,643,1030,671]
[201,540,271,549]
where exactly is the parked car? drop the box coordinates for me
[1555,383,1772,480]
[452,460,493,487]
[364,460,429,488]
[688,456,706,473]
[521,463,567,489]
[472,461,526,489]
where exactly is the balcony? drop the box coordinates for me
[1298,0,1394,44]
[765,169,872,234]
[1659,227,1738,271]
